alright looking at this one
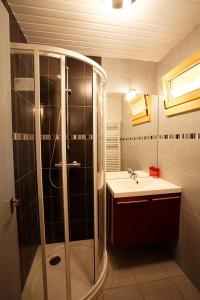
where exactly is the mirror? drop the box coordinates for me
[106,92,159,173]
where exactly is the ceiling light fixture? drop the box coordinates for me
[102,0,136,9]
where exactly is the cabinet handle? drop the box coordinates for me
[152,196,180,201]
[117,199,149,205]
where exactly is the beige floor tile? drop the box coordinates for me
[104,260,136,289]
[161,260,184,278]
[132,262,168,284]
[103,284,144,300]
[140,278,184,300]
[172,275,200,300]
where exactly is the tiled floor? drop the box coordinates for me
[98,244,200,300]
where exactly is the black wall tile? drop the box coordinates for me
[41,106,60,135]
[84,78,93,106]
[69,195,86,221]
[45,224,54,244]
[86,168,93,194]
[49,140,62,166]
[53,223,64,243]
[69,106,85,134]
[84,63,93,78]
[11,91,21,132]
[40,52,97,243]
[86,194,93,220]
[13,141,22,181]
[84,107,93,134]
[40,76,49,105]
[68,77,85,106]
[44,196,53,224]
[68,140,85,167]
[52,196,64,223]
[49,57,61,75]
[85,141,93,167]
[70,221,86,241]
[42,169,53,197]
[67,58,84,78]
[86,220,94,239]
[68,168,85,195]
[88,56,102,66]
[2,0,27,43]
[50,169,62,196]
[41,141,50,169]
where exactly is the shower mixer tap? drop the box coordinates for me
[65,88,72,94]
[55,160,81,168]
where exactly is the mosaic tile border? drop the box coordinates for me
[121,133,200,141]
[13,133,93,141]
[13,133,35,140]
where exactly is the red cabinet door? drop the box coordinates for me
[110,193,181,248]
[149,195,181,242]
[112,197,152,247]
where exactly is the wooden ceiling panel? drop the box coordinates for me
[9,0,200,62]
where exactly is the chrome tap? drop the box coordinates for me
[127,168,133,177]
[129,170,139,184]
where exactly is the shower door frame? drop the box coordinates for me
[10,43,108,300]
[35,49,72,300]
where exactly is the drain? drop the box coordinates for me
[49,256,61,266]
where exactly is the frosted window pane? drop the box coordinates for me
[170,63,200,99]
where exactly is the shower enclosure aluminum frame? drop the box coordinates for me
[11,43,108,300]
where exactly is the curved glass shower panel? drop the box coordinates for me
[66,57,95,300]
[11,43,108,300]
[93,70,106,281]
[39,53,69,300]
[10,48,44,300]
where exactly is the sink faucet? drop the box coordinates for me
[127,168,139,184]
[127,168,133,177]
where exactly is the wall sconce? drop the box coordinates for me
[125,89,136,102]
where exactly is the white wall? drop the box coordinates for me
[103,26,200,290]
[0,2,21,298]
[102,57,157,94]
[106,93,122,122]
[157,24,200,290]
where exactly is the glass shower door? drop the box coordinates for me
[93,69,106,281]
[37,52,71,300]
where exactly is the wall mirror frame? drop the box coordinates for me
[129,94,151,126]
[162,49,200,116]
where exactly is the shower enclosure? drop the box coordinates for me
[10,43,107,300]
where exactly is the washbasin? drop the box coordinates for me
[106,174,181,198]
[109,177,155,189]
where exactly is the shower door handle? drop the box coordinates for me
[10,198,21,214]
[55,161,81,168]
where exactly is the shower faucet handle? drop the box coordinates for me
[65,88,72,94]
[67,161,81,167]
[55,161,81,168]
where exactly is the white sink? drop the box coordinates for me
[106,175,181,198]
[106,171,130,180]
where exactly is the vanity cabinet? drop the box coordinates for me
[107,189,181,247]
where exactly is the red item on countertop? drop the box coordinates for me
[154,168,160,178]
[149,166,155,176]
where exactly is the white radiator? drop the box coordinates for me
[106,121,121,171]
